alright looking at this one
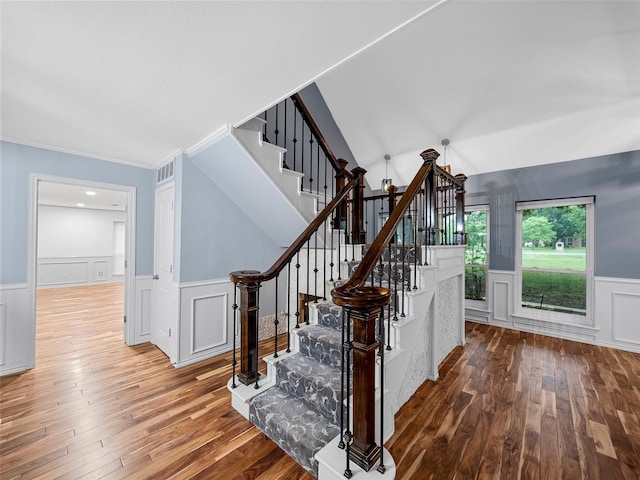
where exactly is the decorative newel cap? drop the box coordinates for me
[420,148,440,163]
[351,166,367,178]
[336,158,349,170]
[455,173,468,183]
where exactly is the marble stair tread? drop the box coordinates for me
[249,386,340,478]
[275,353,345,425]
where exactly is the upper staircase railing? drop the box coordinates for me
[230,167,366,388]
[260,93,353,202]
[331,149,467,475]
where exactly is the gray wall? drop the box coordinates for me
[298,83,358,171]
[465,149,640,279]
[0,141,155,284]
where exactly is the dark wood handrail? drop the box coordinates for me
[332,149,440,307]
[290,93,353,179]
[433,163,465,187]
[231,170,363,285]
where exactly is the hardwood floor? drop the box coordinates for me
[1,284,639,479]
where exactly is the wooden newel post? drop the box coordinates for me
[333,158,350,230]
[350,167,367,244]
[348,304,383,471]
[454,173,467,245]
[230,271,261,386]
[332,285,389,472]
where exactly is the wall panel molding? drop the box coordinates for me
[0,301,6,366]
[0,285,31,376]
[611,291,640,346]
[176,280,235,368]
[190,293,228,354]
[37,256,121,287]
[131,276,153,345]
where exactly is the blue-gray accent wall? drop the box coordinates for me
[0,141,155,285]
[465,149,640,279]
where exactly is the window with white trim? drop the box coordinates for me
[465,206,489,302]
[516,197,594,321]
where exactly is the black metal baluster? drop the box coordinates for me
[377,309,386,474]
[337,216,342,281]
[314,232,319,304]
[273,274,279,358]
[414,194,419,289]
[293,108,297,171]
[283,98,288,168]
[323,219,328,300]
[364,198,369,244]
[286,262,291,353]
[387,245,393,350]
[324,155,328,205]
[316,142,321,197]
[308,134,314,194]
[254,286,260,389]
[339,308,346,450]
[274,103,279,145]
[330,212,335,282]
[306,242,311,324]
[231,284,238,388]
[301,125,305,192]
[263,109,268,142]
[295,252,301,328]
[401,209,406,317]
[343,309,353,479]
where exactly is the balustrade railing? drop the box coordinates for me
[332,149,467,475]
[230,167,366,389]
[260,94,352,205]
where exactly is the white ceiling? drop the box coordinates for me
[38,181,128,212]
[2,1,639,187]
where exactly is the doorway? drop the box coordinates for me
[28,175,136,369]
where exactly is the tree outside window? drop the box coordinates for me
[465,208,488,301]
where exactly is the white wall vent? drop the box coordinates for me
[156,159,175,185]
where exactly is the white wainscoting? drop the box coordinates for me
[131,276,153,345]
[0,300,6,366]
[466,272,640,353]
[0,284,32,376]
[175,279,235,368]
[594,277,640,353]
[37,256,123,288]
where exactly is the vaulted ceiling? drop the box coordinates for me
[2,1,639,187]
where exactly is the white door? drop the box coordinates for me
[153,184,176,360]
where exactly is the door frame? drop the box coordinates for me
[28,174,137,368]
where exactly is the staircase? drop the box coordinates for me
[249,302,345,476]
[230,241,466,479]
[227,95,468,479]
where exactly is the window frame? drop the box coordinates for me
[515,196,594,325]
[465,204,490,305]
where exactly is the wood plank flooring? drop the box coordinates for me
[1,284,640,479]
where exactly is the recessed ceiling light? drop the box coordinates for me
[76,203,85,207]
[85,191,96,196]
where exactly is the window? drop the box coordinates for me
[465,206,489,301]
[516,197,594,321]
